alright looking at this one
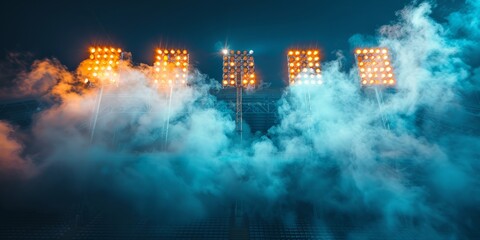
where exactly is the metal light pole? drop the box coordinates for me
[83,46,123,143]
[153,48,189,150]
[353,47,396,130]
[222,49,256,143]
[354,47,398,172]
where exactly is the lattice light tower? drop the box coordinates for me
[83,46,123,86]
[287,49,322,85]
[354,47,395,87]
[222,49,257,138]
[153,49,189,87]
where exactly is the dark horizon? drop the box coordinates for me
[0,0,462,87]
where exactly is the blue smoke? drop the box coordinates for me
[0,1,479,239]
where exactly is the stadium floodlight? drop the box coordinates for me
[153,48,189,86]
[287,49,322,85]
[83,46,122,85]
[222,49,256,88]
[220,48,257,140]
[83,46,123,143]
[354,47,396,86]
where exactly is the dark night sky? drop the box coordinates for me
[0,0,460,87]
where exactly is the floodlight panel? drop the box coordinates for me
[222,50,256,87]
[287,49,322,85]
[354,48,395,86]
[153,49,189,85]
[84,46,122,84]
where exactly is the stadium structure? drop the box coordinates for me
[0,46,429,240]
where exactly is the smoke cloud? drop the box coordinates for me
[0,121,33,177]
[0,1,479,239]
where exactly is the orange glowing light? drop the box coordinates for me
[287,48,322,85]
[222,49,256,87]
[153,48,189,86]
[354,47,395,87]
[82,46,123,86]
